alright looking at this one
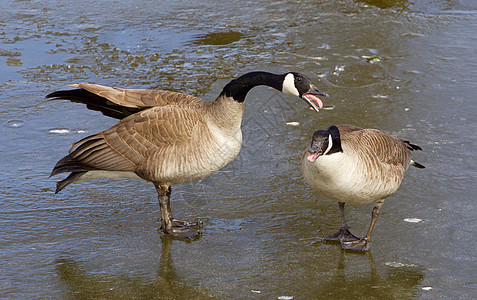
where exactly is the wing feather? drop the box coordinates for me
[47,83,204,119]
[338,125,414,186]
[55,106,206,177]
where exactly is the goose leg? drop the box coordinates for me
[324,202,359,242]
[155,183,202,240]
[341,200,383,251]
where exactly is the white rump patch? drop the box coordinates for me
[282,73,299,96]
[75,170,141,183]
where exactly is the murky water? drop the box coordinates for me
[1,0,477,298]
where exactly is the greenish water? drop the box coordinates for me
[1,0,477,298]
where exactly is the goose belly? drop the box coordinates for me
[147,128,243,185]
[301,153,399,205]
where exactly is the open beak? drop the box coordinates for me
[307,142,322,163]
[302,86,328,112]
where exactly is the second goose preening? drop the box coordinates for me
[301,125,424,251]
[49,71,328,239]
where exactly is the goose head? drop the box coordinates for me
[282,72,328,112]
[307,125,343,163]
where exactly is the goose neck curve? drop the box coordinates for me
[219,71,285,103]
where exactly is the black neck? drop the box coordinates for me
[219,71,285,102]
[327,125,343,154]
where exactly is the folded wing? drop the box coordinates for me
[51,105,209,191]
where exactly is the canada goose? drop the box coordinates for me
[48,71,328,239]
[301,125,424,251]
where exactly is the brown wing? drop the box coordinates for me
[363,129,412,168]
[47,83,203,119]
[70,84,203,108]
[339,125,413,181]
[52,106,207,177]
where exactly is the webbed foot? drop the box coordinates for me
[323,226,360,242]
[159,218,203,240]
[341,238,370,252]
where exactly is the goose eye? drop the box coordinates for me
[296,77,302,82]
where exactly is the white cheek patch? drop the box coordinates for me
[323,133,333,155]
[282,73,299,96]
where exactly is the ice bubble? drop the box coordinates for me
[404,218,423,223]
[49,128,70,134]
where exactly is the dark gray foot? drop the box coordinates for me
[323,226,360,242]
[159,218,203,240]
[341,238,370,252]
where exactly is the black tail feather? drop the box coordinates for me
[411,160,425,169]
[51,154,96,193]
[50,154,95,177]
[403,140,423,151]
[402,140,425,168]
[55,172,86,193]
[46,88,140,119]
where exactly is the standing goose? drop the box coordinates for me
[301,125,424,251]
[49,71,328,239]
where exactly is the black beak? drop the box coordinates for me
[307,86,329,98]
[306,140,323,163]
[308,142,322,155]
